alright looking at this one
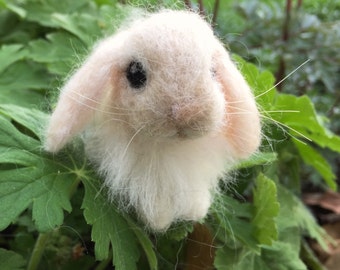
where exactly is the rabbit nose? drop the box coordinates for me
[170,103,193,122]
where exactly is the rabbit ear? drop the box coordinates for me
[214,43,261,158]
[45,37,119,152]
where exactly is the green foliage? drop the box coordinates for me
[0,248,26,270]
[252,174,279,245]
[0,0,339,269]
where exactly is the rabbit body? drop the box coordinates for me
[45,10,261,231]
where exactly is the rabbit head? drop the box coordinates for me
[45,10,260,157]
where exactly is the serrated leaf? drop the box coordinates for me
[277,185,330,250]
[273,94,340,153]
[82,177,140,269]
[214,241,307,270]
[0,248,26,270]
[234,55,276,109]
[233,152,277,170]
[0,105,79,232]
[252,174,279,245]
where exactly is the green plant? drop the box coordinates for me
[0,0,339,269]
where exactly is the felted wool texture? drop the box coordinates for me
[45,10,261,231]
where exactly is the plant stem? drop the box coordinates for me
[212,0,220,26]
[276,0,292,91]
[27,232,51,270]
[95,251,113,270]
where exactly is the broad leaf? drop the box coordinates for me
[273,94,340,153]
[0,105,79,232]
[0,62,49,107]
[82,176,140,270]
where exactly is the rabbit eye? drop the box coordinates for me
[126,61,147,89]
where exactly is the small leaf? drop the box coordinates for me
[277,185,330,251]
[233,55,276,109]
[0,248,26,270]
[82,176,140,269]
[252,174,279,245]
[233,152,277,170]
[211,195,260,253]
[130,225,158,270]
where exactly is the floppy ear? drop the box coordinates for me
[45,36,120,152]
[214,43,261,158]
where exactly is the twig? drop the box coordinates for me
[275,0,292,91]
[27,232,51,270]
[212,0,220,26]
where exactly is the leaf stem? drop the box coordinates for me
[27,232,51,270]
[94,251,113,270]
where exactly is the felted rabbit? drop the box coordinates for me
[45,10,261,231]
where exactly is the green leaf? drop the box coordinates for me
[50,13,101,45]
[294,140,336,190]
[163,222,194,241]
[272,94,340,153]
[252,174,279,245]
[212,195,260,253]
[233,55,276,109]
[0,248,26,270]
[0,62,49,107]
[28,32,84,76]
[0,44,27,74]
[261,242,307,270]
[233,152,277,170]
[23,0,91,28]
[277,185,330,251]
[82,176,140,269]
[3,3,27,18]
[130,225,158,270]
[0,105,79,232]
[214,241,307,270]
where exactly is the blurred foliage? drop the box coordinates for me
[0,0,339,269]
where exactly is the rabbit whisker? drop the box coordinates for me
[255,59,311,99]
[261,114,312,143]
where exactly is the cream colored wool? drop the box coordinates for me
[45,10,261,231]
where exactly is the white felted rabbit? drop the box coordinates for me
[45,10,261,231]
